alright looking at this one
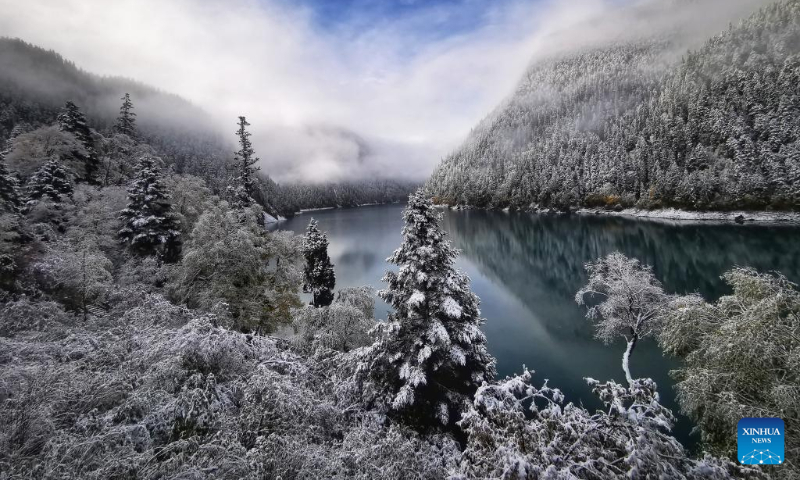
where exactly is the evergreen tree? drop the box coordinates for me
[115,93,137,137]
[24,158,73,210]
[0,153,21,213]
[57,101,99,184]
[302,218,335,307]
[118,155,181,262]
[228,116,260,209]
[360,190,496,430]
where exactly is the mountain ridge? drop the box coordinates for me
[0,37,417,216]
[426,0,800,212]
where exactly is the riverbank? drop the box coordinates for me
[293,201,404,216]
[436,203,800,225]
[575,207,800,225]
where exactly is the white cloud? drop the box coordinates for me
[0,0,770,183]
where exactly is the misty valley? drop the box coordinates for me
[2,0,800,479]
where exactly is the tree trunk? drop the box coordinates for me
[622,335,638,386]
[82,250,88,322]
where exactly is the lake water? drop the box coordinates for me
[274,204,800,449]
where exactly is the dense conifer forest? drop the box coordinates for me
[427,0,800,212]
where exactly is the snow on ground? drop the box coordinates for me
[297,206,337,213]
[263,212,287,223]
[576,208,800,225]
[295,202,405,215]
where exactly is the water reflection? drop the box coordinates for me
[276,205,800,448]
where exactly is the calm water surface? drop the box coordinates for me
[275,204,800,448]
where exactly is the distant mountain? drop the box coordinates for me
[0,38,417,215]
[426,0,800,212]
[0,37,234,186]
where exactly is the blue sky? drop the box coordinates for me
[287,0,515,36]
[283,0,539,55]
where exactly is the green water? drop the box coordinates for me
[276,204,800,448]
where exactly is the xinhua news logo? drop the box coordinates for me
[738,418,784,465]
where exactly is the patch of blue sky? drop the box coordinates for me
[278,0,532,42]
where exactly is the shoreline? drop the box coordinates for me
[435,203,800,225]
[575,208,800,225]
[293,201,404,216]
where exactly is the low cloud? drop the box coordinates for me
[0,0,771,183]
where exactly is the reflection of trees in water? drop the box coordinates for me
[443,211,800,326]
[337,250,379,272]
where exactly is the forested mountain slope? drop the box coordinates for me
[0,38,231,183]
[0,38,416,216]
[272,179,418,212]
[426,0,800,211]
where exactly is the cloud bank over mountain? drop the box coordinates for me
[0,0,770,183]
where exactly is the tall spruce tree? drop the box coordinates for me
[302,218,335,307]
[115,93,137,137]
[0,152,21,213]
[57,101,99,184]
[24,158,73,211]
[229,116,260,208]
[360,190,496,430]
[118,155,181,262]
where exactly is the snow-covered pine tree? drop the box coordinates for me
[115,93,137,137]
[228,116,260,209]
[360,190,496,430]
[24,158,73,211]
[57,101,99,184]
[118,155,181,262]
[302,218,335,307]
[0,152,21,213]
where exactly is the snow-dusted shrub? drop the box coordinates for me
[263,229,304,327]
[22,191,76,235]
[293,286,375,352]
[245,416,456,479]
[116,256,171,291]
[170,202,301,333]
[116,291,193,329]
[337,285,375,318]
[455,369,755,479]
[4,126,87,179]
[0,296,73,337]
[0,212,24,290]
[164,173,215,236]
[0,303,454,479]
[64,184,128,257]
[176,318,253,381]
[0,375,56,462]
[660,267,800,478]
[32,239,113,317]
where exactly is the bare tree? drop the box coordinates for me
[575,252,670,384]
